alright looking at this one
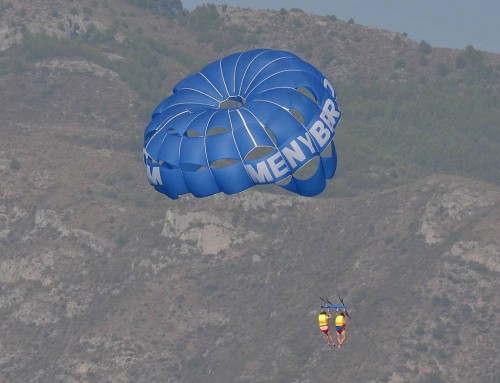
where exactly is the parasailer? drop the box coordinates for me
[320,296,350,349]
[318,309,335,346]
[335,310,347,349]
[143,48,341,199]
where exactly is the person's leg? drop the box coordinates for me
[336,330,341,346]
[340,331,346,346]
[327,330,334,346]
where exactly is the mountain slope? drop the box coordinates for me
[0,1,499,382]
[2,141,499,382]
[2,0,499,193]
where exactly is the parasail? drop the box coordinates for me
[143,48,341,199]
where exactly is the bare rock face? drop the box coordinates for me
[0,1,107,51]
[161,207,261,257]
[450,241,500,272]
[419,177,500,245]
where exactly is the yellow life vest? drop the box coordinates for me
[335,315,345,327]
[318,313,329,327]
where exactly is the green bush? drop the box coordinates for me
[187,4,219,35]
[0,3,13,14]
[10,158,21,171]
[436,62,450,77]
[468,261,488,274]
[431,327,444,340]
[431,294,451,307]
[126,0,183,16]
[0,62,10,76]
[415,325,425,336]
[116,233,129,246]
[394,58,406,69]
[212,25,249,52]
[455,55,466,69]
[419,372,444,383]
[418,40,432,55]
[415,343,428,352]
[293,18,303,28]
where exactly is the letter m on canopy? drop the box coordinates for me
[244,161,274,184]
[146,164,163,186]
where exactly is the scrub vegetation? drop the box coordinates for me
[8,0,498,197]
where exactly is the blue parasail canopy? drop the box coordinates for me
[143,49,341,199]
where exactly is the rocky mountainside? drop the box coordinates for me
[0,1,499,382]
[1,166,499,382]
[2,0,500,84]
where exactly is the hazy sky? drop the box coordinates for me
[182,0,500,54]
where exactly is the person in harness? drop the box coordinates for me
[335,310,347,349]
[318,310,335,346]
